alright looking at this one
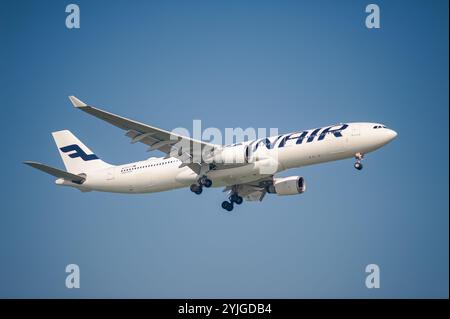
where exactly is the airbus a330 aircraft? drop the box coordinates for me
[25,96,397,211]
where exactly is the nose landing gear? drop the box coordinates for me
[354,152,364,170]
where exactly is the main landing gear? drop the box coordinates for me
[354,152,364,170]
[221,193,243,212]
[190,175,212,195]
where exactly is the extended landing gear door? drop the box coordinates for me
[106,167,115,180]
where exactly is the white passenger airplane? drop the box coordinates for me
[24,96,397,211]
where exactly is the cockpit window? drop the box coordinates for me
[373,125,387,129]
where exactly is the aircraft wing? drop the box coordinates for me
[68,96,218,165]
[223,176,273,202]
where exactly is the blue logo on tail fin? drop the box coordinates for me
[60,144,99,161]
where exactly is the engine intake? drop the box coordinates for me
[268,176,306,195]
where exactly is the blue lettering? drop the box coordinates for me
[317,124,349,141]
[278,131,308,148]
[307,128,322,143]
[60,144,99,161]
[253,135,283,151]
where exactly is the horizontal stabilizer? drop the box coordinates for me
[23,161,86,184]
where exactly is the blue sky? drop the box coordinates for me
[0,0,448,298]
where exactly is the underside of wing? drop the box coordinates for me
[68,96,217,165]
[223,176,274,202]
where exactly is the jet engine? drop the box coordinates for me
[206,144,250,165]
[267,176,306,195]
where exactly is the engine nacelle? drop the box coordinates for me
[268,176,306,195]
[206,144,250,164]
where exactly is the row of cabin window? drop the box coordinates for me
[121,160,178,172]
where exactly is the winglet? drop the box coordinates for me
[68,95,87,108]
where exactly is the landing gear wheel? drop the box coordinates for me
[199,176,213,188]
[229,193,243,205]
[221,201,233,211]
[190,184,203,194]
[354,153,364,171]
[203,178,212,188]
[229,193,244,205]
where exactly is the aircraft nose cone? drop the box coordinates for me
[386,129,398,142]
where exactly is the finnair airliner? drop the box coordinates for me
[25,96,397,211]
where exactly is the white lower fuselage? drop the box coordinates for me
[60,122,397,193]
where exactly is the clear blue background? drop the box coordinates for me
[1,0,448,298]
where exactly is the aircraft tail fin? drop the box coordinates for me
[51,130,111,174]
